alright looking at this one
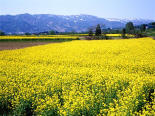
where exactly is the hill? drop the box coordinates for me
[0,14,154,33]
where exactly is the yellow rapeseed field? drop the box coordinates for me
[0,34,133,40]
[0,35,79,40]
[0,37,154,115]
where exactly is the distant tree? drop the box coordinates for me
[25,32,31,35]
[88,28,93,36]
[121,28,126,38]
[49,30,56,35]
[134,30,143,38]
[149,22,155,25]
[0,30,5,36]
[95,24,102,36]
[140,24,146,32]
[125,22,135,34]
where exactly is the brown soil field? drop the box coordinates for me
[0,41,59,51]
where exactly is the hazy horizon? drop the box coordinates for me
[0,0,155,20]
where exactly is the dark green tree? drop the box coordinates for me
[125,22,135,34]
[88,28,93,36]
[140,24,146,32]
[49,30,56,35]
[121,28,126,38]
[95,24,102,36]
[0,30,5,36]
[149,22,155,25]
[25,32,31,35]
[134,29,143,38]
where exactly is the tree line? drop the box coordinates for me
[0,22,155,36]
[88,22,153,39]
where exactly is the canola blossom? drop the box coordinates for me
[0,37,154,115]
[0,34,133,40]
[0,35,79,40]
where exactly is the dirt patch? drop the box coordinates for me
[0,41,60,51]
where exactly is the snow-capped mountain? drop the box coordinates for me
[106,18,154,25]
[0,14,154,33]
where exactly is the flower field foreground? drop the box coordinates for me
[0,37,154,115]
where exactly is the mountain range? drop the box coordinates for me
[0,13,154,33]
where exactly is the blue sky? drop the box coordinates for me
[0,0,155,19]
